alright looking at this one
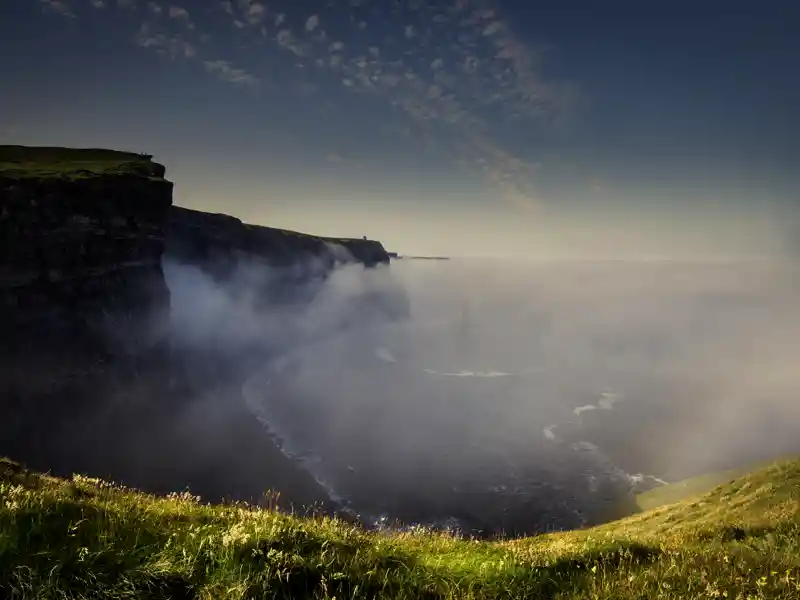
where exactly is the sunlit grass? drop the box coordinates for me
[1,456,798,598]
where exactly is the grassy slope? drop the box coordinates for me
[1,457,798,599]
[635,455,800,512]
[0,145,159,180]
[636,467,756,513]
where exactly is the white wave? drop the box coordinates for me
[423,369,511,378]
[570,439,669,492]
[628,473,669,486]
[375,347,397,363]
[241,363,346,506]
[571,440,600,453]
[598,391,621,410]
[574,391,622,416]
[543,425,557,440]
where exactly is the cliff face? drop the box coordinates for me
[0,147,174,476]
[167,206,389,280]
[325,237,391,268]
[0,166,173,343]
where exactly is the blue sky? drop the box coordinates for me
[2,0,799,258]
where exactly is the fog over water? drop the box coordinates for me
[165,257,800,534]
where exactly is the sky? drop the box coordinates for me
[2,0,799,258]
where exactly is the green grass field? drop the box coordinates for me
[1,456,798,599]
[635,467,754,513]
[0,145,161,180]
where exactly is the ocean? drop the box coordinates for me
[182,258,800,535]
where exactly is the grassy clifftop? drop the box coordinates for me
[1,457,798,599]
[0,146,165,180]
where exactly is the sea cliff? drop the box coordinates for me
[0,145,394,510]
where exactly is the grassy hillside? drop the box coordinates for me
[1,457,798,599]
[636,467,756,512]
[0,145,162,180]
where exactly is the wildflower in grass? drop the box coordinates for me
[2,483,26,499]
[72,474,103,488]
[165,490,201,504]
[705,581,721,597]
[221,522,250,548]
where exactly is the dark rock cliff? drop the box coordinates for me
[0,145,394,512]
[166,206,402,329]
[0,148,174,475]
[167,205,389,285]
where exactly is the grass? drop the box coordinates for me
[634,456,800,512]
[636,467,756,512]
[1,457,798,599]
[0,145,162,180]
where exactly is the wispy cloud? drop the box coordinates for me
[276,29,308,57]
[36,0,573,209]
[90,0,106,8]
[305,14,320,33]
[246,2,265,25]
[168,5,189,20]
[482,21,502,36]
[203,60,259,87]
[39,0,75,17]
[134,23,195,58]
[229,0,565,210]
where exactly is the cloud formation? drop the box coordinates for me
[168,5,189,20]
[40,0,75,17]
[204,59,259,87]
[39,0,575,209]
[135,22,196,59]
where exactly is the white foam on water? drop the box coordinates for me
[569,439,669,492]
[543,425,557,440]
[423,369,511,378]
[629,473,669,486]
[598,391,621,410]
[573,390,622,416]
[242,361,346,506]
[375,347,397,363]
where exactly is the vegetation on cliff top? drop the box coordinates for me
[0,145,165,180]
[1,456,798,599]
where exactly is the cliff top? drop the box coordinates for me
[1,455,798,598]
[0,145,166,181]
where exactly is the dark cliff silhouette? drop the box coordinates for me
[0,145,400,513]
